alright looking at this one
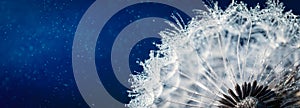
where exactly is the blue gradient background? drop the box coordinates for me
[0,0,299,107]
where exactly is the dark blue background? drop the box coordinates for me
[0,0,299,107]
[0,0,93,107]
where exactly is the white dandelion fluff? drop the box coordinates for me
[126,0,300,107]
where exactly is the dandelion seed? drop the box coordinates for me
[126,0,300,107]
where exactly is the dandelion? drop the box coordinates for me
[126,0,300,107]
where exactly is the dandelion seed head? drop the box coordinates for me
[126,0,300,107]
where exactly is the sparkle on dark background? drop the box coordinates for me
[0,0,93,107]
[0,0,299,108]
